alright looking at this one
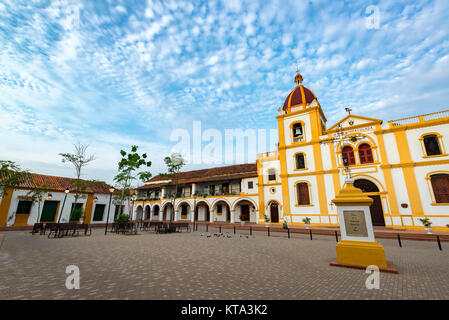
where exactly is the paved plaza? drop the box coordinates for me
[0,227,448,300]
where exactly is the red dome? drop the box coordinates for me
[282,85,317,111]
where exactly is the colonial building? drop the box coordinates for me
[135,72,449,232]
[133,163,259,224]
[0,173,128,226]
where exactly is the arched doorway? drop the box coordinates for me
[178,202,191,220]
[269,202,279,223]
[233,199,256,222]
[195,202,210,222]
[213,200,231,222]
[152,205,160,220]
[144,206,151,220]
[163,203,174,221]
[354,179,385,227]
[135,206,143,221]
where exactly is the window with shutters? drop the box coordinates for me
[358,143,374,164]
[423,135,442,156]
[93,204,106,221]
[430,174,449,204]
[296,182,310,205]
[342,146,356,166]
[16,200,32,214]
[295,153,306,169]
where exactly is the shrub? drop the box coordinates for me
[115,214,130,223]
[418,217,432,227]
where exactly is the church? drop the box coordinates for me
[134,72,449,232]
[2,73,448,232]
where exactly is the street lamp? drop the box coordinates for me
[105,187,115,235]
[57,188,70,223]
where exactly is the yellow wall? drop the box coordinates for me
[0,188,14,226]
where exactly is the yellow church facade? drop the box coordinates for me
[257,73,449,232]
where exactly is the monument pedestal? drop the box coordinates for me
[330,180,397,273]
[335,240,387,269]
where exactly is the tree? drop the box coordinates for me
[27,185,49,223]
[163,153,186,222]
[59,143,95,219]
[114,145,152,217]
[0,160,30,197]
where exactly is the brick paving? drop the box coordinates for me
[0,227,448,300]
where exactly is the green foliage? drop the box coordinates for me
[264,214,270,223]
[115,214,130,223]
[418,217,432,227]
[70,207,84,221]
[27,185,49,223]
[282,221,289,229]
[302,217,312,224]
[114,145,152,215]
[0,160,30,197]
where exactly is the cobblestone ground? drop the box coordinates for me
[0,227,448,300]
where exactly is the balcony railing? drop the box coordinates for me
[389,109,449,127]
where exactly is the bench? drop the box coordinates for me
[32,223,45,235]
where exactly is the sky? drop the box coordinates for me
[1,0,448,186]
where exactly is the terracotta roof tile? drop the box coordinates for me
[15,173,114,194]
[138,163,257,190]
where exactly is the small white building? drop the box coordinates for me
[0,173,129,226]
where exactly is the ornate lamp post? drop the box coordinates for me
[57,188,70,223]
[104,187,115,235]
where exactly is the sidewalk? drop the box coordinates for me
[1,221,448,242]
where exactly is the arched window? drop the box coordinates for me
[292,123,304,142]
[423,135,442,156]
[358,143,374,164]
[430,174,449,203]
[296,182,310,205]
[342,146,355,166]
[295,153,305,169]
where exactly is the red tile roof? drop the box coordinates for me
[15,173,114,194]
[282,85,316,110]
[137,163,257,190]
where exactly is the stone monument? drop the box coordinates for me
[330,179,397,273]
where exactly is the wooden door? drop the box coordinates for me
[270,203,279,223]
[41,201,59,222]
[93,204,106,222]
[241,205,250,221]
[369,195,385,226]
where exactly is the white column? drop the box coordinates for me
[173,209,178,221]
[230,210,235,223]
[190,208,195,222]
[192,184,196,196]
[161,188,166,199]
[210,209,214,223]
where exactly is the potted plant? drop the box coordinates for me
[418,217,433,234]
[302,217,311,229]
[239,214,245,226]
[264,214,270,227]
[282,218,289,229]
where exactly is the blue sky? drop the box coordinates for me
[1,0,448,185]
